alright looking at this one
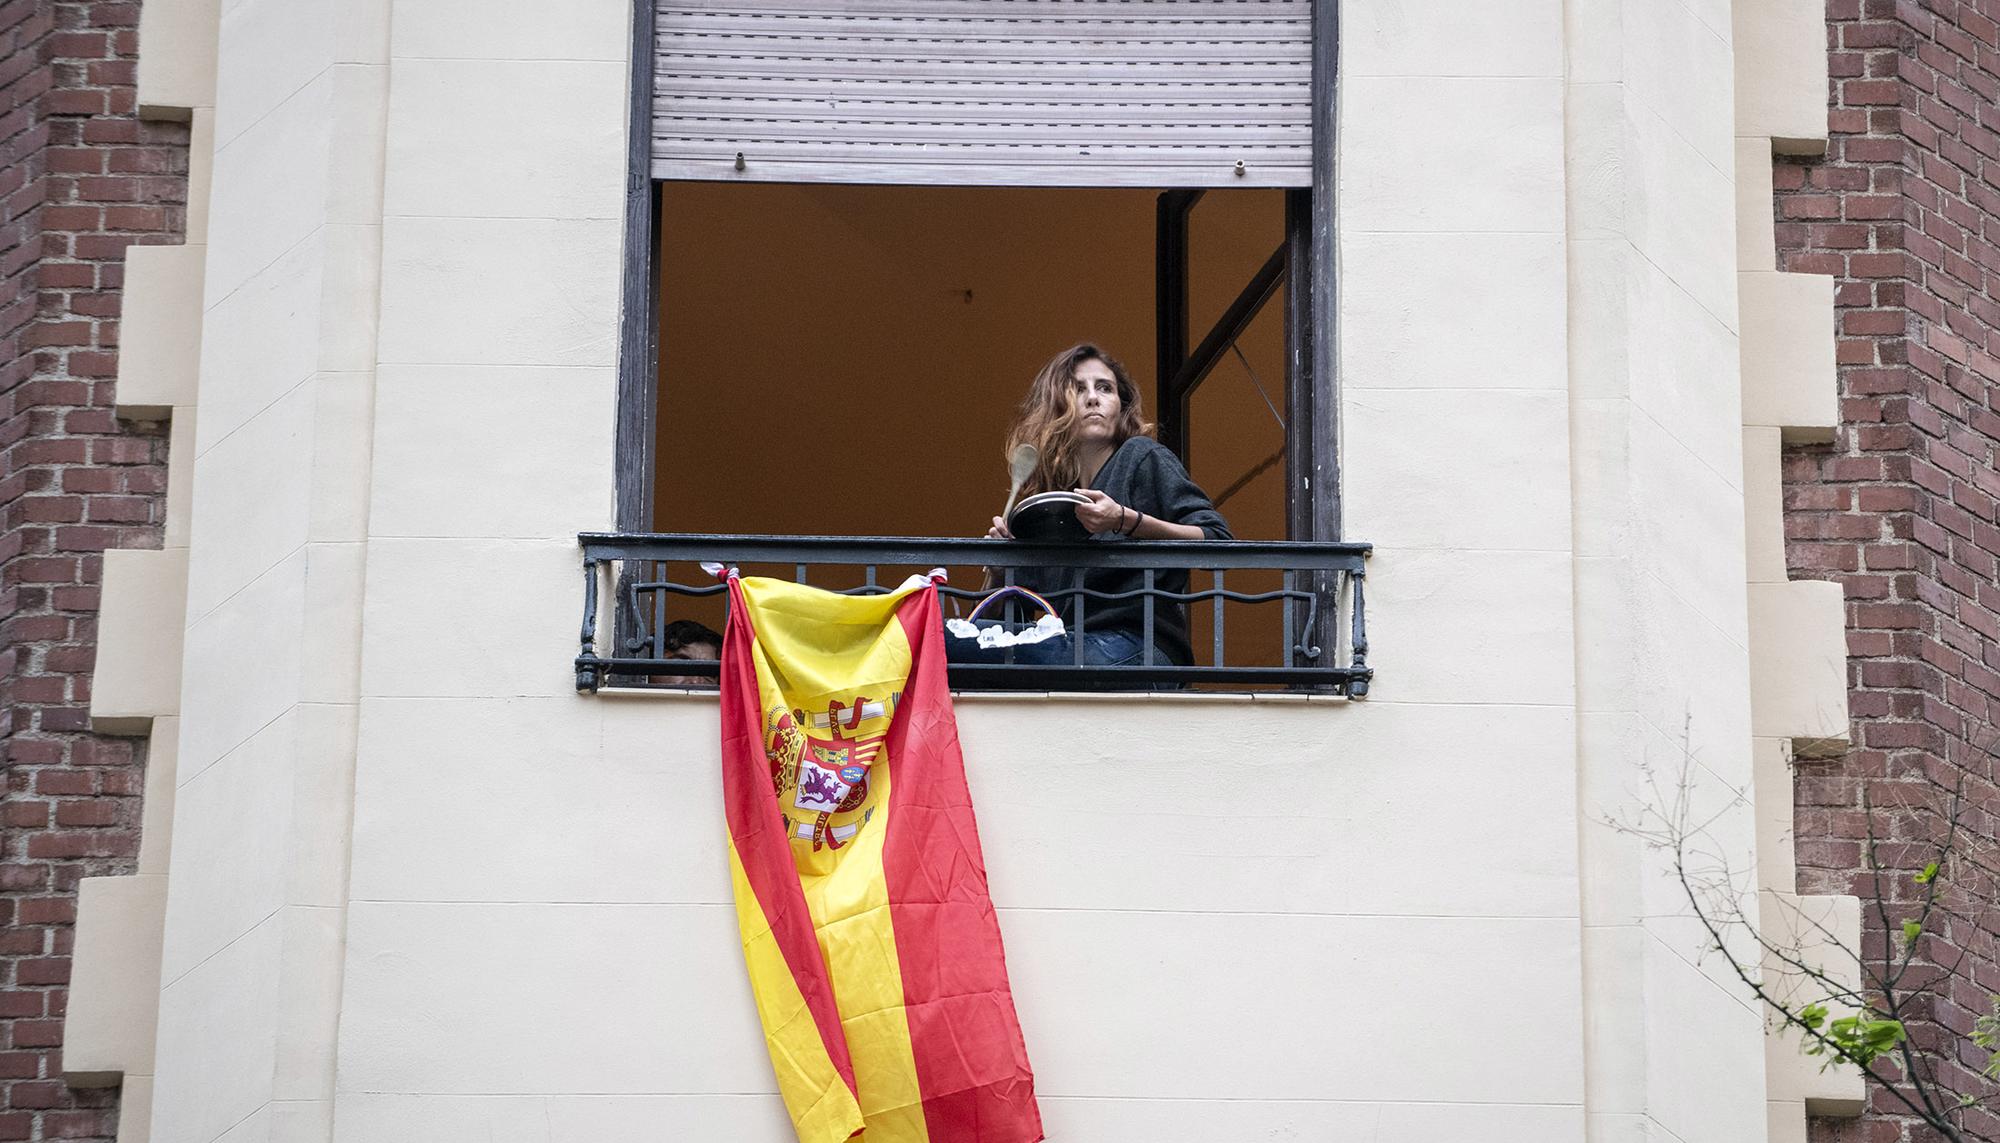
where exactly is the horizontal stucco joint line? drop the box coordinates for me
[391,54,628,64]
[379,213,622,224]
[344,901,1576,921]
[335,1091,1585,1107]
[1343,228,1563,238]
[496,692,1573,710]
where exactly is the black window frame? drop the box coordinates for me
[613,0,1341,545]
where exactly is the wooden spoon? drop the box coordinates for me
[1000,443,1039,524]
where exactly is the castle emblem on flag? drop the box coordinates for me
[764,702,883,849]
[795,755,849,813]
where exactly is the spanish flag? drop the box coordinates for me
[720,571,1042,1143]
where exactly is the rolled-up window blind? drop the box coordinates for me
[653,0,1313,187]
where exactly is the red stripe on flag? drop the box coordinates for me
[884,587,1044,1142]
[720,576,859,1097]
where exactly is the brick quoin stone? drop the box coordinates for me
[0,1,183,1140]
[1778,0,2000,1139]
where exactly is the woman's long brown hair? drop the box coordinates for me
[1004,343,1151,498]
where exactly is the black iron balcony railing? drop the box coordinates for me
[575,533,1372,695]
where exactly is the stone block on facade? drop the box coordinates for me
[152,912,283,1142]
[161,710,294,982]
[187,109,215,247]
[194,234,322,453]
[1342,388,1571,553]
[1340,75,1565,235]
[136,0,219,119]
[1766,1097,1808,1143]
[119,1075,154,1143]
[1630,104,1742,327]
[368,365,615,540]
[1742,427,1786,584]
[90,547,189,736]
[1748,579,1850,747]
[1740,271,1838,442]
[1761,893,1866,1116]
[165,414,195,550]
[1641,930,1771,1142]
[184,383,314,619]
[1733,0,1832,153]
[1628,0,1735,171]
[212,0,336,151]
[382,58,624,222]
[1753,736,1796,896]
[1359,548,1575,706]
[1736,137,1778,273]
[204,75,334,303]
[62,874,167,1086]
[1341,232,1566,392]
[390,0,629,63]
[138,717,180,876]
[178,546,306,772]
[115,244,204,420]
[1344,0,1562,79]
[375,216,621,368]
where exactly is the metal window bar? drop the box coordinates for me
[1211,568,1225,667]
[580,533,1372,694]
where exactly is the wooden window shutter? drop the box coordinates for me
[653,0,1314,187]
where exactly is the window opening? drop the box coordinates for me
[599,0,1350,690]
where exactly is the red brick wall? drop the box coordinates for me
[1778,0,2000,1139]
[0,1,183,1139]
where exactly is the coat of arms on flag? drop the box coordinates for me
[719,570,1043,1143]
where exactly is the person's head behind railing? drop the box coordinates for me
[653,618,722,687]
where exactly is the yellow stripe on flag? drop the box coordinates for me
[728,843,865,1143]
[802,755,929,1143]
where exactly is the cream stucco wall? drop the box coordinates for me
[1566,2,1777,1140]
[116,0,1822,1141]
[322,0,1588,1137]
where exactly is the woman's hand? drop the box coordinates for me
[1072,488,1130,535]
[986,515,1014,540]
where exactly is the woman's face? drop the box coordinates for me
[1071,358,1123,445]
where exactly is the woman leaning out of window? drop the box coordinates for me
[951,342,1230,669]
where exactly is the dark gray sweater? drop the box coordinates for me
[1015,436,1232,665]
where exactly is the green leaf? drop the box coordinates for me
[1976,995,2000,1079]
[1915,861,1940,885]
[1904,918,1923,944]
[1798,1009,1906,1071]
